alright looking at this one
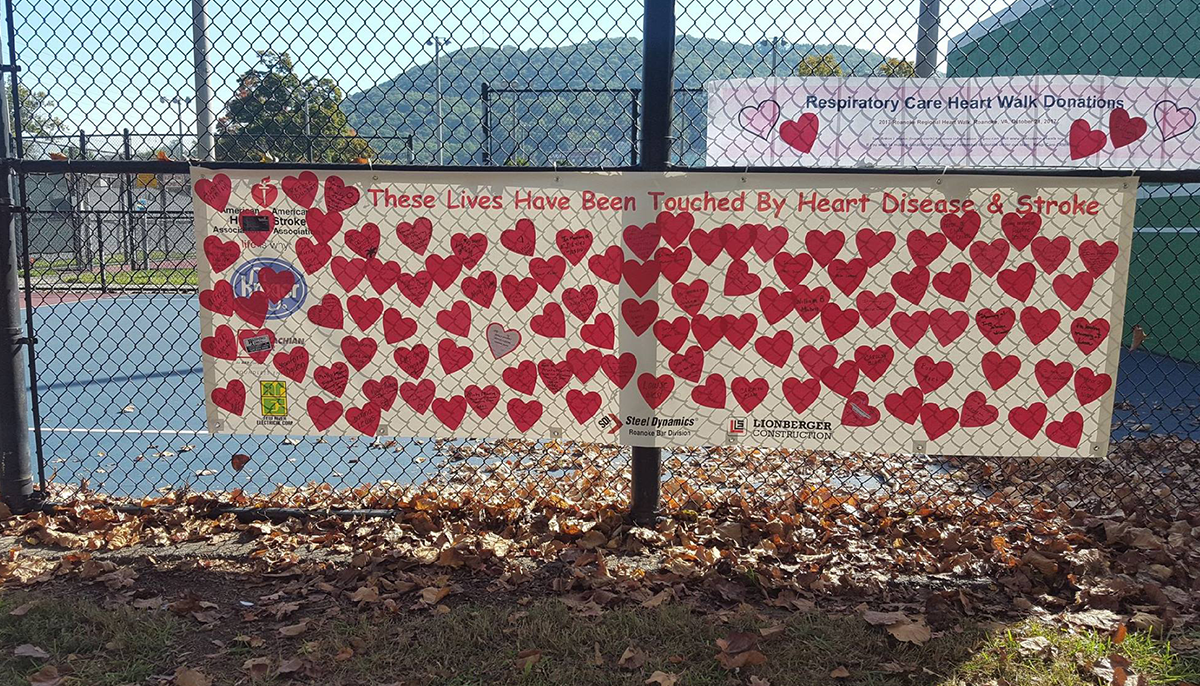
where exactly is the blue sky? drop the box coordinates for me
[7,0,1007,152]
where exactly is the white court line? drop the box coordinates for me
[31,427,210,435]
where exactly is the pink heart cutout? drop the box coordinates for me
[1155,100,1196,141]
[739,99,780,140]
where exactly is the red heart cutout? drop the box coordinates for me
[773,252,813,290]
[194,174,231,212]
[623,259,661,298]
[969,239,1009,277]
[393,344,430,379]
[1034,359,1074,397]
[853,345,893,381]
[1052,272,1094,310]
[331,256,367,292]
[1109,107,1147,149]
[931,262,971,302]
[537,358,573,394]
[258,267,295,304]
[671,279,709,316]
[362,375,399,411]
[295,237,331,274]
[1030,236,1071,273]
[841,392,880,427]
[507,398,543,431]
[464,384,500,418]
[281,171,318,207]
[828,257,867,296]
[211,379,245,415]
[345,402,381,436]
[365,258,401,295]
[997,262,1036,302]
[203,235,240,273]
[566,389,602,424]
[432,395,467,430]
[555,229,593,265]
[396,217,433,254]
[307,397,343,430]
[884,387,923,424]
[960,391,998,428]
[798,344,836,379]
[981,352,1021,390]
[425,254,463,291]
[501,218,536,256]
[779,113,819,152]
[929,308,969,346]
[340,335,378,371]
[621,298,659,336]
[500,275,538,312]
[757,287,795,325]
[233,291,268,327]
[919,403,958,440]
[906,230,946,266]
[668,345,705,382]
[891,266,930,305]
[655,246,692,283]
[1074,367,1113,406]
[314,362,350,397]
[451,232,488,269]
[890,311,930,348]
[306,207,343,244]
[691,373,726,409]
[323,175,360,213]
[623,221,661,260]
[382,308,417,344]
[435,300,471,337]
[653,316,691,353]
[347,294,384,332]
[601,353,638,389]
[530,303,567,339]
[691,314,727,351]
[272,347,309,382]
[529,256,567,292]
[503,360,538,394]
[657,210,694,248]
[1070,317,1110,354]
[723,314,757,350]
[344,222,380,259]
[820,360,858,398]
[804,229,844,267]
[792,285,830,322]
[637,373,674,409]
[307,294,344,330]
[437,339,473,374]
[782,377,821,415]
[820,303,859,341]
[974,307,1015,344]
[724,223,757,260]
[754,330,793,367]
[855,228,894,267]
[940,210,980,250]
[588,246,624,284]
[199,280,235,316]
[1001,211,1041,250]
[913,355,953,393]
[688,227,726,265]
[753,225,789,261]
[855,290,895,328]
[1008,402,1048,439]
[1069,119,1106,159]
[1020,306,1061,345]
[563,285,599,322]
[1045,411,1084,448]
[731,377,769,412]
[1078,240,1119,278]
[580,313,616,349]
[401,379,437,414]
[566,348,603,383]
[462,271,498,308]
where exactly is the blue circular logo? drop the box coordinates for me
[230,257,307,321]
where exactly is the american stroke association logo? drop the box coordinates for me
[230,257,308,320]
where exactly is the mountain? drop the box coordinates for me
[345,36,890,166]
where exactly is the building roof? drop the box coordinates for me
[948,0,1060,53]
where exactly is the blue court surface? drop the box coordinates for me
[24,293,1200,498]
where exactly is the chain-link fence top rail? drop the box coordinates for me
[8,0,1200,518]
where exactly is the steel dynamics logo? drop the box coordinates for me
[624,415,696,439]
[747,417,834,440]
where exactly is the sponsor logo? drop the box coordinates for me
[260,380,288,417]
[230,256,308,320]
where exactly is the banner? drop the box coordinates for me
[194,169,1135,457]
[706,76,1200,169]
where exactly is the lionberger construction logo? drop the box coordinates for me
[742,417,835,440]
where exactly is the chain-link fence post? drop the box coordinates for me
[0,65,36,513]
[629,0,675,526]
[915,0,940,77]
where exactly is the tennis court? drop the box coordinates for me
[23,291,1200,498]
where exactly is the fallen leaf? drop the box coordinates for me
[349,586,380,603]
[862,609,909,626]
[886,618,931,645]
[759,623,786,639]
[173,666,213,686]
[242,656,272,678]
[715,631,759,654]
[279,620,309,637]
[646,671,680,686]
[14,644,50,659]
[590,643,604,667]
[830,666,851,678]
[231,454,251,471]
[578,529,607,549]
[419,586,451,605]
[1113,624,1128,644]
[1017,636,1052,657]
[28,664,64,686]
[619,646,648,669]
[278,657,304,674]
[9,601,37,616]
[514,649,542,671]
[747,677,772,686]
[641,589,672,608]
[335,646,354,661]
[715,649,767,669]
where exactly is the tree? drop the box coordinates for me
[796,54,843,77]
[876,58,916,78]
[215,50,374,162]
[7,84,61,137]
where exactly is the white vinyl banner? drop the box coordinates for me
[706,76,1200,169]
[194,169,1135,457]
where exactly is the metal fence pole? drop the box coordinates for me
[95,213,107,294]
[630,0,675,526]
[480,82,491,165]
[629,88,640,167]
[191,0,213,159]
[123,129,135,270]
[0,66,35,512]
[915,0,940,77]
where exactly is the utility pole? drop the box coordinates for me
[426,36,452,165]
[632,0,675,526]
[759,36,789,76]
[0,66,36,512]
[191,0,213,159]
[915,0,940,77]
[160,95,191,157]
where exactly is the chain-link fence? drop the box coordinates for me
[6,0,1200,522]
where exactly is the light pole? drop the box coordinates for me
[915,0,940,77]
[758,36,790,76]
[159,95,192,157]
[426,36,452,165]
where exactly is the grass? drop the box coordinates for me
[0,593,180,685]
[25,267,198,286]
[0,592,1196,686]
